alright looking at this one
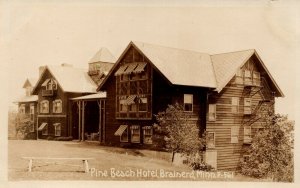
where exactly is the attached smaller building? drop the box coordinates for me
[14,78,38,135]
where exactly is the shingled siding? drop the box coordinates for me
[206,59,275,170]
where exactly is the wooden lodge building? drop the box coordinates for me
[95,41,283,170]
[18,41,284,170]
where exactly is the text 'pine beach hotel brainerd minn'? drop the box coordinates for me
[11,39,294,181]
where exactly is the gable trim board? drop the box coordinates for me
[97,41,284,97]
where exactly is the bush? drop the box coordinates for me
[24,132,37,140]
[240,111,294,182]
[47,136,55,140]
[54,136,73,141]
[190,161,214,171]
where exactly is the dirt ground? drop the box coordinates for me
[8,140,258,181]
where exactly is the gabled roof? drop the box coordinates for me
[97,41,284,97]
[98,41,217,90]
[211,49,255,92]
[22,78,38,88]
[88,47,116,64]
[32,65,98,94]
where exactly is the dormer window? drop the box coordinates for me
[42,78,57,90]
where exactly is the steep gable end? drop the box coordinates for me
[211,49,255,92]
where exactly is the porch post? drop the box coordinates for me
[81,101,86,141]
[97,100,102,143]
[77,101,81,141]
[103,100,106,143]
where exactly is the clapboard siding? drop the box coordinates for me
[207,58,275,170]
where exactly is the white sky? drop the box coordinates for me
[0,0,299,120]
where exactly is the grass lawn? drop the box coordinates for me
[8,140,260,181]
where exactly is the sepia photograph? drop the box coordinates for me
[1,0,298,186]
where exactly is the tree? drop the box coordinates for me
[240,107,294,182]
[152,103,205,162]
[15,113,32,139]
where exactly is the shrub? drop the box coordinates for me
[54,136,73,141]
[240,110,294,182]
[190,161,214,171]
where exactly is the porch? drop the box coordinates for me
[70,92,106,143]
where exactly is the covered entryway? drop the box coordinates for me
[70,92,106,143]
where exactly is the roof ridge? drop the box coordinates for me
[132,41,210,55]
[210,49,255,56]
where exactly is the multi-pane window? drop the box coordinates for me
[115,62,151,119]
[244,98,252,115]
[40,100,49,113]
[235,69,244,84]
[138,97,147,112]
[244,126,252,143]
[231,126,239,143]
[30,104,34,121]
[208,104,216,121]
[244,70,252,85]
[232,97,239,113]
[130,125,140,143]
[207,132,215,148]
[143,126,153,144]
[46,79,57,90]
[19,104,25,114]
[29,104,35,132]
[54,123,61,136]
[253,71,261,86]
[184,94,193,112]
[53,99,62,113]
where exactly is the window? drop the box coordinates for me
[232,97,239,113]
[244,126,252,143]
[235,69,243,84]
[244,70,252,85]
[184,94,193,112]
[46,79,57,90]
[42,123,48,135]
[143,126,153,144]
[253,71,261,86]
[208,104,216,121]
[40,100,49,113]
[30,104,34,121]
[19,104,25,114]
[119,99,128,112]
[53,99,62,113]
[244,98,252,115]
[54,123,61,136]
[231,126,239,143]
[130,125,140,143]
[120,126,129,142]
[138,97,147,112]
[207,132,215,148]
